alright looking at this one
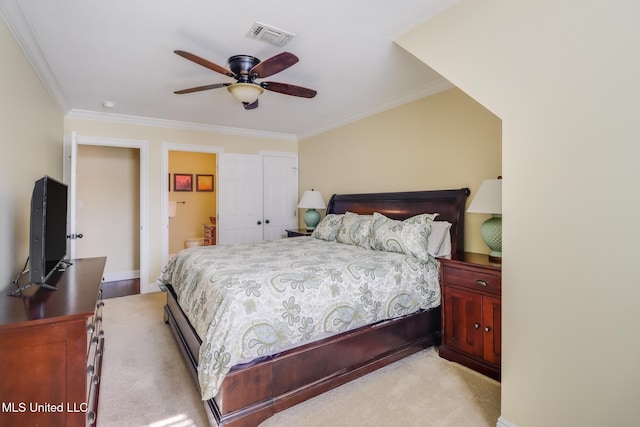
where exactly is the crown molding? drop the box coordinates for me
[65,109,298,142]
[2,0,450,143]
[0,1,69,113]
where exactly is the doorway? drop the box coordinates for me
[160,142,222,267]
[64,133,149,292]
[168,151,217,255]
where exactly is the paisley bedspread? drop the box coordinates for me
[157,236,441,400]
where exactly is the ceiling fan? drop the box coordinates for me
[173,50,317,110]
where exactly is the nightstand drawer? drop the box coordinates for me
[442,265,501,295]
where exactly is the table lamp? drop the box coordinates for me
[467,178,502,263]
[298,190,326,230]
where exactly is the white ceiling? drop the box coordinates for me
[1,0,457,140]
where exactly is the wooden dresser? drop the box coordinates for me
[0,257,106,427]
[439,252,501,381]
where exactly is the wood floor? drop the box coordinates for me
[100,278,140,299]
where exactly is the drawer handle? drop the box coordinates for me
[485,326,491,332]
[475,279,488,287]
[474,323,480,329]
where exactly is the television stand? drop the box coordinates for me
[7,280,58,296]
[7,259,74,296]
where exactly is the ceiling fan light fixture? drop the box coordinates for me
[227,83,264,104]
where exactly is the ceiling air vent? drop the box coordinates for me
[246,22,295,47]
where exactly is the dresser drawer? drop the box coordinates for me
[86,298,105,425]
[442,264,501,295]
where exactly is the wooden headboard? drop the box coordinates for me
[326,188,470,255]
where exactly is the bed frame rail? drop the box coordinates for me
[165,287,440,427]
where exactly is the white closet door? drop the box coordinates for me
[263,154,298,241]
[218,153,264,245]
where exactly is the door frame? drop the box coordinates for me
[160,142,223,267]
[64,133,150,291]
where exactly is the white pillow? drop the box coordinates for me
[428,221,452,258]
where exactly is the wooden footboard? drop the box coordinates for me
[164,286,440,427]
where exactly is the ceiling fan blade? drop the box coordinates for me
[261,81,317,98]
[243,99,259,110]
[250,52,299,78]
[174,50,235,77]
[174,83,229,94]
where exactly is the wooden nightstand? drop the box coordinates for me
[285,228,313,237]
[439,252,501,381]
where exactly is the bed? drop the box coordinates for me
[160,188,469,427]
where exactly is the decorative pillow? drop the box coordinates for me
[428,221,452,258]
[311,214,344,241]
[370,212,438,261]
[336,212,373,248]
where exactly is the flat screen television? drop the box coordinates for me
[28,175,69,287]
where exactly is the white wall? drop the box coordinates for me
[397,1,640,426]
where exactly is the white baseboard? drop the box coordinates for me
[497,416,518,427]
[101,270,163,294]
[141,281,163,294]
[102,269,139,283]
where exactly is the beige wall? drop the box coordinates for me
[169,151,216,254]
[0,17,63,285]
[397,1,640,426]
[63,117,297,288]
[76,145,140,278]
[299,87,502,254]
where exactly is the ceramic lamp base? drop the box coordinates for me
[303,208,321,230]
[480,214,502,263]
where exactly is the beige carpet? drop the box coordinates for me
[97,292,500,427]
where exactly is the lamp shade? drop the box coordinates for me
[467,179,502,214]
[227,83,264,104]
[297,190,326,209]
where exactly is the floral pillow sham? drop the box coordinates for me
[369,212,438,261]
[336,212,373,248]
[311,214,344,241]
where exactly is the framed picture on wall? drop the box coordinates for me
[196,174,214,192]
[174,173,193,192]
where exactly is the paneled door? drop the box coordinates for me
[217,153,264,245]
[218,152,298,245]
[263,154,298,241]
